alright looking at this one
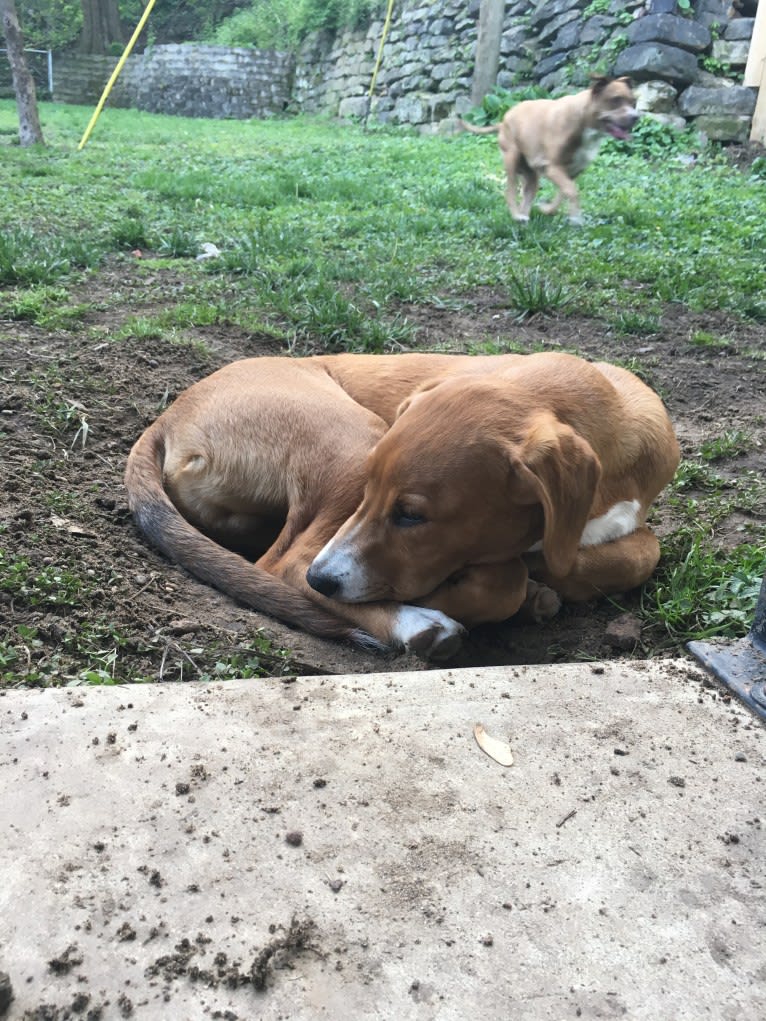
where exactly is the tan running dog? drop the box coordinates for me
[460,76,638,223]
[125,352,679,660]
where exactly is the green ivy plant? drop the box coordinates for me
[464,84,550,127]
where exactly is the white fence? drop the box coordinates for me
[0,48,54,96]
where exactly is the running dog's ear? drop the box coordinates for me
[589,74,611,94]
[507,415,602,578]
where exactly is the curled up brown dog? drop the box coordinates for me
[125,352,679,660]
[460,76,639,223]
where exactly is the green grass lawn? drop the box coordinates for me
[1,100,764,684]
[2,101,765,323]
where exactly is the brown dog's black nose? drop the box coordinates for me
[306,565,340,598]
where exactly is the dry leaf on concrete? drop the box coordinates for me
[473,723,514,767]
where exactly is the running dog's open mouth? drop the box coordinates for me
[604,120,632,141]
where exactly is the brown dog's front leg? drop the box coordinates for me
[417,560,531,628]
[541,165,581,222]
[266,537,466,659]
[525,525,661,603]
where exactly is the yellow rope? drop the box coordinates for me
[77,0,157,150]
[368,0,396,99]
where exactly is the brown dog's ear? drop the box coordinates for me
[395,378,443,420]
[589,74,611,94]
[509,415,601,579]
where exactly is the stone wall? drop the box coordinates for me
[293,0,758,141]
[47,1,758,141]
[52,44,294,120]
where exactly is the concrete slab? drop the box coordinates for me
[1,659,764,1020]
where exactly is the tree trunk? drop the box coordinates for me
[471,0,505,107]
[0,0,44,146]
[79,0,123,55]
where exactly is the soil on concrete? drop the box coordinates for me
[1,260,764,684]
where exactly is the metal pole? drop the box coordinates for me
[77,0,156,150]
[751,573,766,651]
[47,48,52,96]
[688,572,766,721]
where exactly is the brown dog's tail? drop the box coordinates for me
[124,428,383,651]
[457,118,501,135]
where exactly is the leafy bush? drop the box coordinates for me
[602,115,704,161]
[16,0,81,50]
[464,84,550,127]
[213,1,295,50]
[212,0,385,50]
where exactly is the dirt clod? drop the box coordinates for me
[115,922,136,942]
[604,613,642,651]
[250,917,316,992]
[47,945,83,976]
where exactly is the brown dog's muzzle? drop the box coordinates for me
[602,108,639,141]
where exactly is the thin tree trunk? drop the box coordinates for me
[79,0,124,55]
[471,0,505,107]
[0,0,44,146]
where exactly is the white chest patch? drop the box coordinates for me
[579,500,641,547]
[526,499,642,554]
[568,129,604,177]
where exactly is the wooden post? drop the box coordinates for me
[745,0,766,142]
[471,0,505,107]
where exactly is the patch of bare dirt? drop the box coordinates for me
[722,140,766,173]
[1,260,764,683]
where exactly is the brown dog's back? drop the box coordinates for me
[124,378,373,646]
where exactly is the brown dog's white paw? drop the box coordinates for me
[394,606,466,661]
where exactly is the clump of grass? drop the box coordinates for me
[0,229,68,284]
[467,337,532,356]
[610,355,658,388]
[505,267,575,321]
[0,552,92,609]
[0,228,101,284]
[277,280,413,353]
[645,534,765,641]
[689,329,731,349]
[671,460,728,492]
[156,226,200,258]
[111,217,149,250]
[113,315,168,342]
[699,429,752,462]
[169,300,227,327]
[4,285,68,324]
[614,310,660,336]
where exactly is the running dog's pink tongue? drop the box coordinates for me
[609,124,630,141]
